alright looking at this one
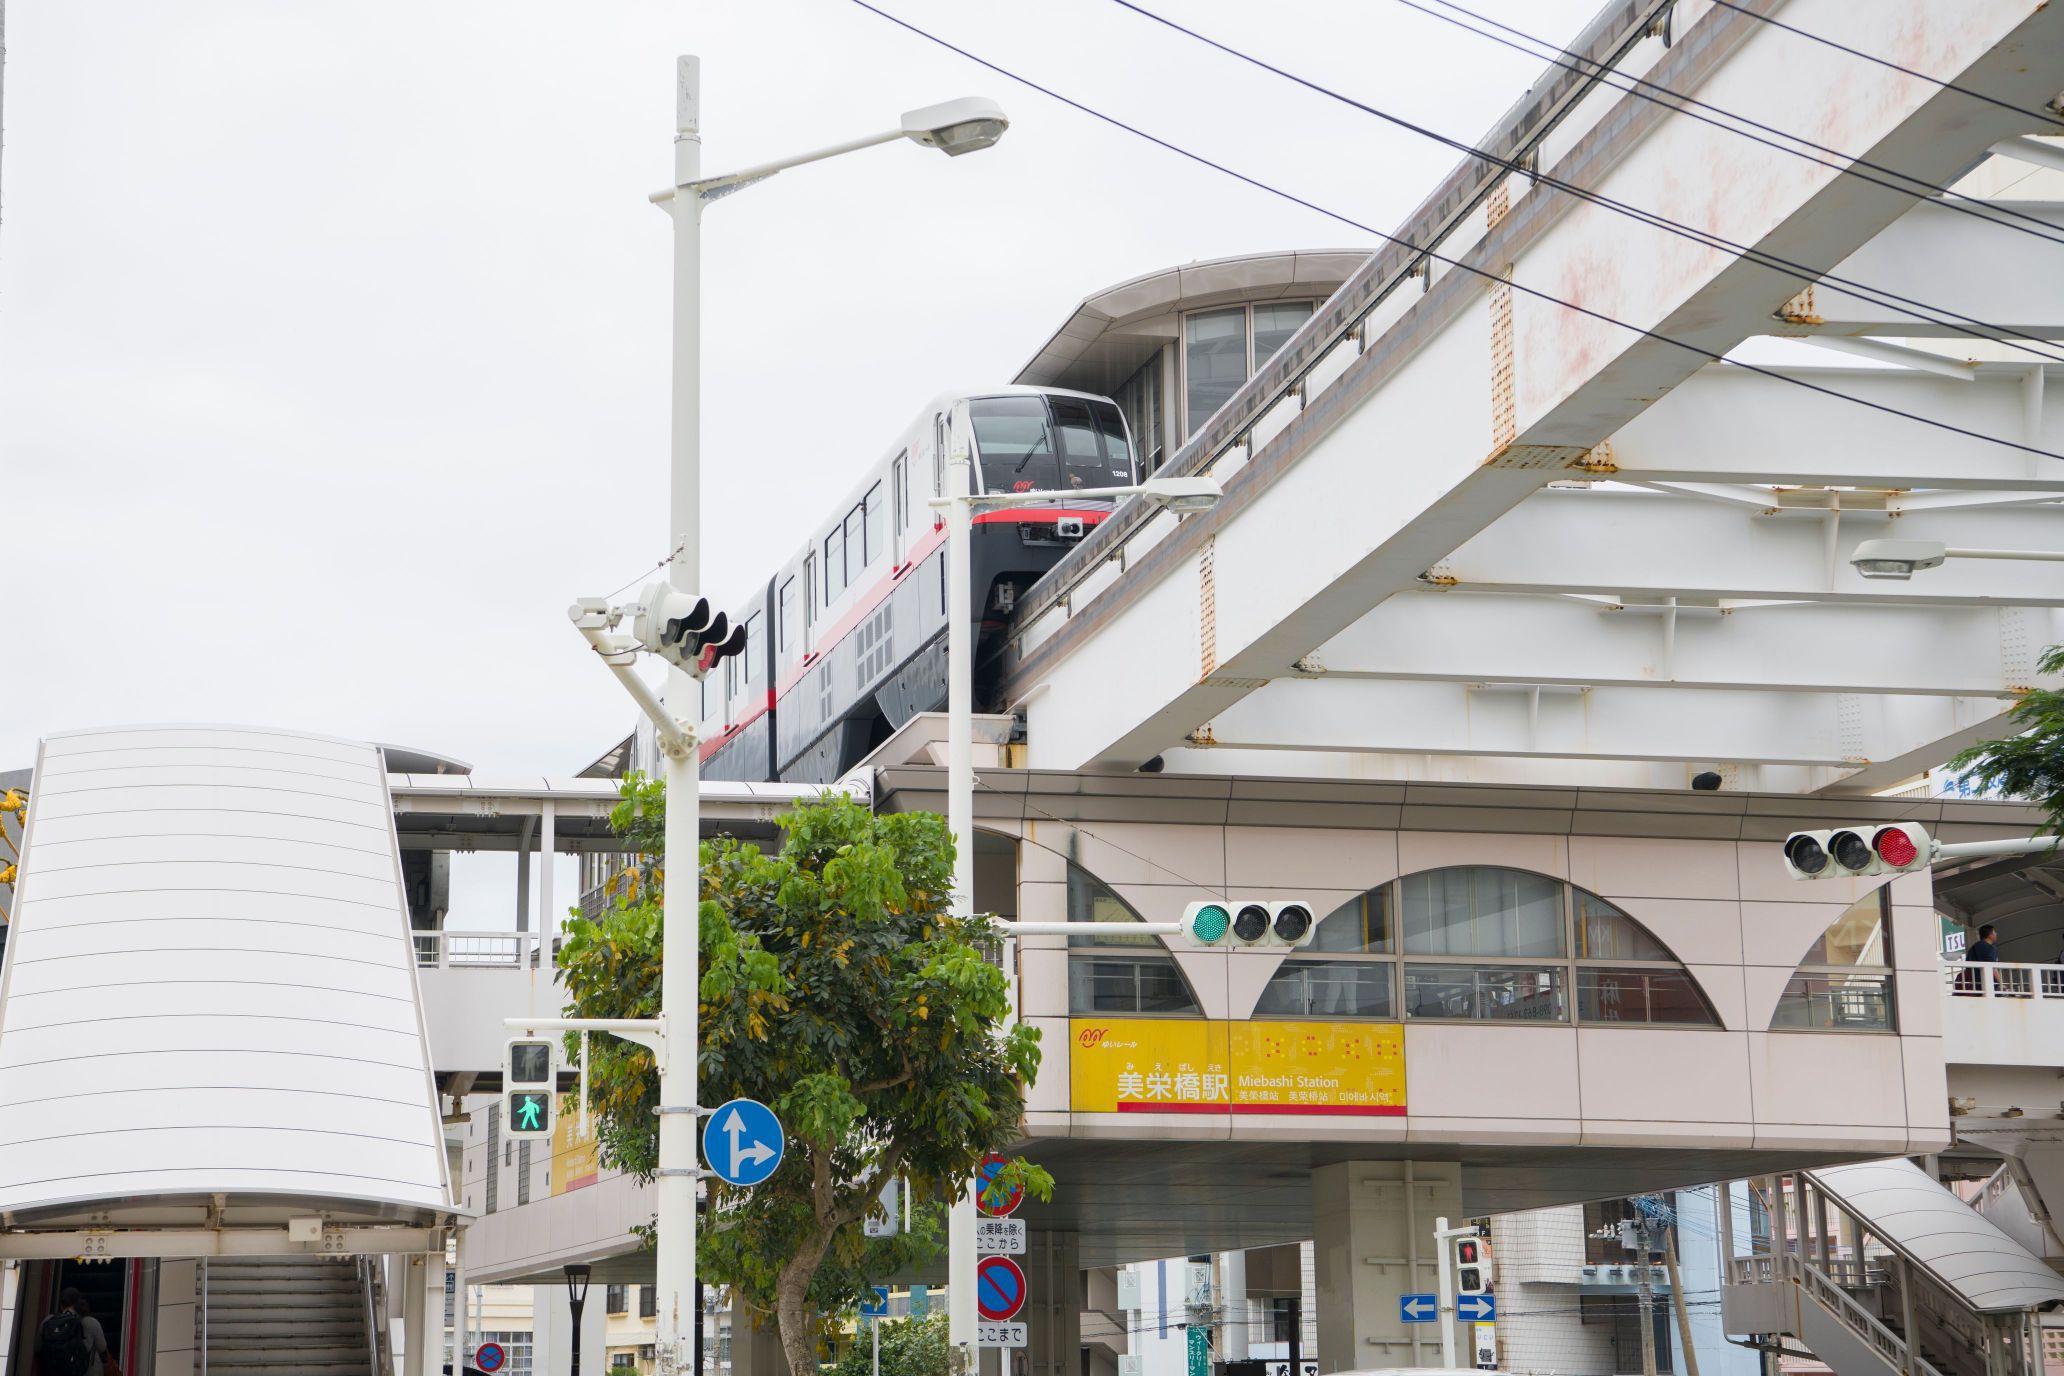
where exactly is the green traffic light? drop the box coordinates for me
[1192,903,1230,943]
[511,1092,550,1133]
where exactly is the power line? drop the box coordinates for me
[846,0,2064,465]
[1109,0,2064,366]
[1392,0,2064,250]
[1707,0,2064,131]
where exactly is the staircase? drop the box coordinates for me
[198,1257,384,1376]
[1722,1166,2062,1376]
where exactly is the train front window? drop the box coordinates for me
[972,396,1133,494]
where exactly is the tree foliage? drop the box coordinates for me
[831,1314,948,1376]
[557,779,1048,1376]
[1953,645,2064,835]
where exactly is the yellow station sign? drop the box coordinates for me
[1069,1018,1406,1116]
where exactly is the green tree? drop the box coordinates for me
[1953,645,2064,834]
[831,1313,949,1376]
[558,780,1047,1376]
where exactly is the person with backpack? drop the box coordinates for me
[37,1289,109,1376]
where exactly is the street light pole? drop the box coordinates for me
[943,407,982,1373]
[654,54,705,1376]
[938,466,1220,1375]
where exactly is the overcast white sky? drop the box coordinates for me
[3,0,1605,778]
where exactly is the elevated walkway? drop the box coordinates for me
[0,725,457,1258]
[1722,1161,2064,1376]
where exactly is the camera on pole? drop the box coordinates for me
[505,1038,555,1140]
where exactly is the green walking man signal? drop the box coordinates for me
[505,1038,556,1140]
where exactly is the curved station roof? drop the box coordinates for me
[0,725,452,1234]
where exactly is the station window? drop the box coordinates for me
[1114,356,1163,474]
[1252,867,1717,1027]
[1772,888,1896,1031]
[1181,301,1317,439]
[1064,862,1201,1016]
[607,1284,629,1314]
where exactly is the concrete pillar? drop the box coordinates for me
[154,1260,198,1376]
[1022,1231,1080,1376]
[1311,1161,1462,1373]
[1217,1252,1249,1362]
[0,1260,18,1376]
[401,1255,430,1376]
[728,1290,788,1376]
[533,1281,607,1376]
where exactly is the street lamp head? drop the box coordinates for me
[1139,474,1225,515]
[563,1263,592,1303]
[901,97,1009,156]
[1850,538,1947,580]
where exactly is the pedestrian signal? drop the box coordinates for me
[1454,1236,1492,1294]
[505,1038,555,1140]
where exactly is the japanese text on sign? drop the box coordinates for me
[1069,1018,1406,1115]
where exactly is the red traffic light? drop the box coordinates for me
[1873,825,1923,869]
[1456,1239,1480,1264]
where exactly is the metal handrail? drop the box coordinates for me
[360,1259,380,1376]
[1941,958,2064,999]
[1789,1253,1950,1376]
[413,930,565,971]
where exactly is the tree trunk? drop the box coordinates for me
[775,1223,841,1376]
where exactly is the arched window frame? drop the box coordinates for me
[1063,862,1203,1018]
[1772,885,1897,1032]
[1255,866,1720,1027]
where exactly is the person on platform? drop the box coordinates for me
[1967,925,2001,963]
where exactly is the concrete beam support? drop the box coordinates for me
[155,1260,198,1376]
[1023,1230,1082,1376]
[730,1290,788,1376]
[1311,1162,1462,1374]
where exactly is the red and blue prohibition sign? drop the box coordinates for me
[976,1255,1027,1322]
[475,1344,507,1374]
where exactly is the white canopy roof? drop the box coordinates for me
[0,725,452,1226]
[1812,1159,2064,1313]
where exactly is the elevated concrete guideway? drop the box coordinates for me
[997,0,2064,792]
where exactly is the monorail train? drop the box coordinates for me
[692,386,1137,785]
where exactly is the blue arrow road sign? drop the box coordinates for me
[703,1097,785,1187]
[860,1287,890,1318]
[1457,1294,1496,1322]
[1399,1294,1437,1323]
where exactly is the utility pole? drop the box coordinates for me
[1663,1225,1700,1376]
[1636,1223,1658,1376]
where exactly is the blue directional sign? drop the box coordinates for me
[860,1286,891,1319]
[1457,1294,1496,1322]
[703,1097,785,1187]
[1399,1294,1437,1324]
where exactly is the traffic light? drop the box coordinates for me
[633,581,747,676]
[505,1038,555,1140]
[1181,901,1232,945]
[1781,823,1933,880]
[1179,901,1317,946]
[1454,1235,1492,1294]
